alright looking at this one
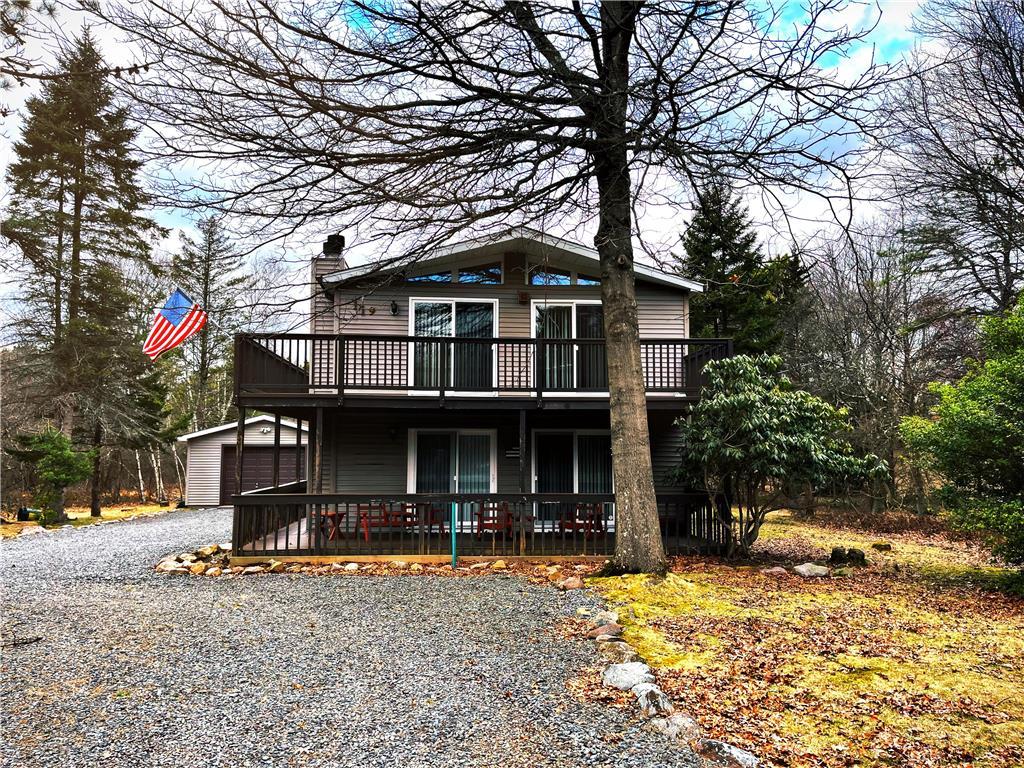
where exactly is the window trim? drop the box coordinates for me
[406,428,498,494]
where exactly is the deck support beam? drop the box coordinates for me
[295,417,302,483]
[313,407,324,493]
[235,406,246,495]
[272,413,281,488]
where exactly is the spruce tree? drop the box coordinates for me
[171,216,248,431]
[679,179,806,355]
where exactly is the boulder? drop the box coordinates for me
[759,566,788,578]
[632,683,674,717]
[178,553,198,564]
[846,547,867,566]
[602,662,654,691]
[597,641,639,664]
[196,544,221,558]
[188,562,208,575]
[490,560,508,570]
[586,622,624,639]
[872,541,893,551]
[793,563,829,578]
[648,712,701,742]
[409,563,424,573]
[241,565,265,575]
[832,567,855,577]
[392,561,408,569]
[267,560,285,573]
[156,559,185,574]
[469,562,490,570]
[558,576,584,591]
[343,562,359,571]
[593,610,619,626]
[205,567,223,577]
[695,739,760,768]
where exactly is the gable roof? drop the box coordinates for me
[176,415,307,443]
[321,227,703,293]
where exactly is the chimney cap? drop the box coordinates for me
[323,233,345,256]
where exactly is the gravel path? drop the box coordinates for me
[1,508,698,768]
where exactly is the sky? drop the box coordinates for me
[0,0,927,324]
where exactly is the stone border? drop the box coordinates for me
[580,607,761,768]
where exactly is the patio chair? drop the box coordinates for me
[559,502,606,540]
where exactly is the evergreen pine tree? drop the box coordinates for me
[171,216,248,431]
[679,178,807,354]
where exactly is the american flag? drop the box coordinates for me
[143,289,208,360]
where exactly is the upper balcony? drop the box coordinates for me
[235,333,732,408]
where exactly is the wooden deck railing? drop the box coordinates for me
[235,333,732,399]
[231,492,731,558]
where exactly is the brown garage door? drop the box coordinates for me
[220,446,306,504]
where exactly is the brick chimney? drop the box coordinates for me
[311,233,347,333]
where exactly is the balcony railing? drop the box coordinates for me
[231,492,732,558]
[236,333,732,399]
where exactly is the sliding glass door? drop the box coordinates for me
[413,301,495,390]
[413,430,495,530]
[534,303,606,391]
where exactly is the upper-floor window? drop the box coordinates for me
[459,262,502,284]
[576,273,601,286]
[407,270,453,283]
[528,266,571,286]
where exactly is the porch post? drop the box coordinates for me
[272,413,281,488]
[313,407,324,494]
[295,417,302,483]
[518,409,527,556]
[234,406,246,497]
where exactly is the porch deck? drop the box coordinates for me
[232,493,731,559]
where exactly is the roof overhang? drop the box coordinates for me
[176,415,308,442]
[321,227,703,293]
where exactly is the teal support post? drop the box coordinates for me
[450,502,458,568]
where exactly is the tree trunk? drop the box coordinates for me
[134,449,146,503]
[53,487,68,525]
[90,422,103,517]
[149,447,165,501]
[594,2,665,574]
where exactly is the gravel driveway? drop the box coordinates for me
[1,508,697,768]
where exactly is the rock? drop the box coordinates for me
[592,610,619,626]
[597,641,639,664]
[409,563,423,573]
[602,662,654,691]
[392,561,408,569]
[759,566,788,577]
[872,541,893,551]
[196,544,221,558]
[241,565,265,575]
[632,683,674,717]
[178,553,197,564]
[343,562,359,571]
[267,560,285,573]
[558,576,584,591]
[469,562,490,570]
[846,547,867,566]
[156,559,185,574]
[649,712,701,742]
[793,563,829,578]
[832,567,855,577]
[188,562,208,575]
[586,622,624,639]
[829,546,848,564]
[696,739,760,768]
[205,567,223,577]
[221,541,232,552]
[490,560,507,570]
[330,562,346,571]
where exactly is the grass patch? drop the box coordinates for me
[1,503,181,537]
[591,511,1024,768]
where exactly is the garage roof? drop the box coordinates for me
[176,415,307,443]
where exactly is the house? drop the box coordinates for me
[230,228,732,562]
[177,416,307,506]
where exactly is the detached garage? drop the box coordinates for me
[177,416,308,506]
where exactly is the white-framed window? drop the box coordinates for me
[530,299,606,391]
[408,298,500,393]
[406,429,498,494]
[530,429,613,494]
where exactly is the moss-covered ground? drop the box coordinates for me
[591,511,1024,768]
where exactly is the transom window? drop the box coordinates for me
[459,262,502,284]
[528,265,571,286]
[407,270,453,283]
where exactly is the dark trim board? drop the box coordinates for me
[237,394,697,412]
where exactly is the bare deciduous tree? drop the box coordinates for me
[89,0,893,572]
[884,0,1024,315]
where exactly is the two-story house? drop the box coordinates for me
[230,228,732,562]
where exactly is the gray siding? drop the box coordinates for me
[183,420,306,506]
[649,413,686,490]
